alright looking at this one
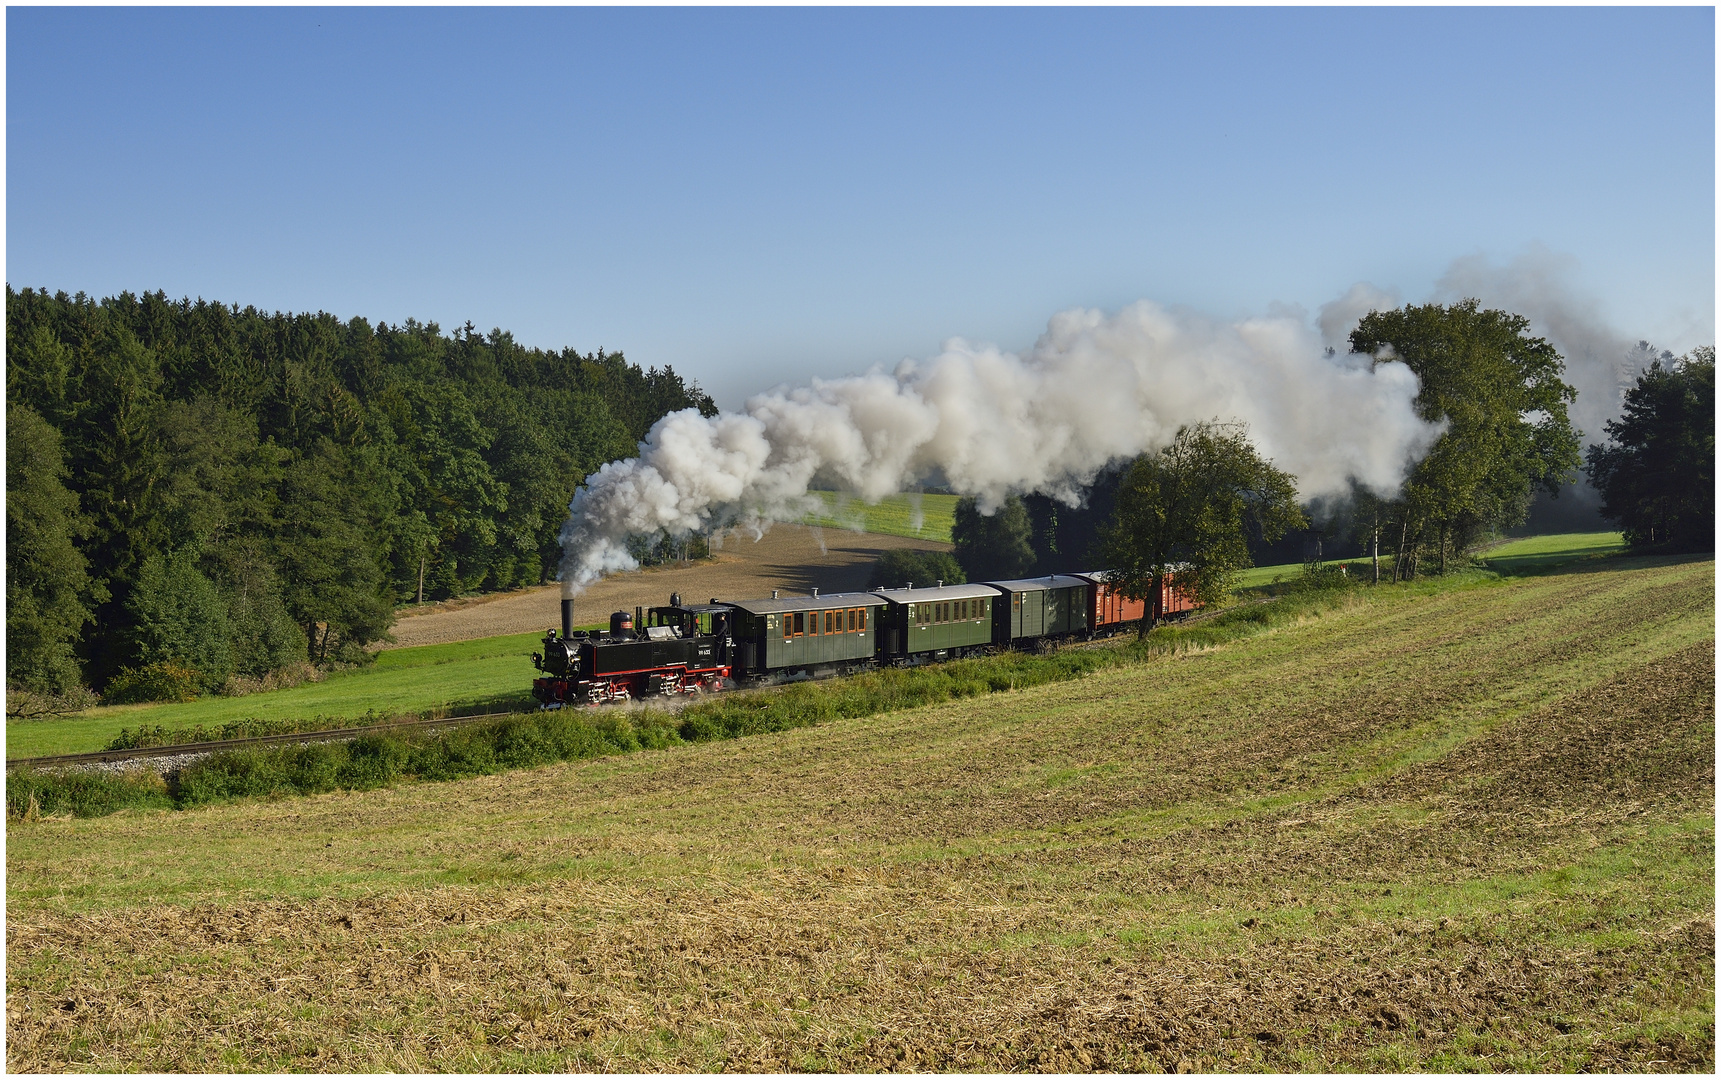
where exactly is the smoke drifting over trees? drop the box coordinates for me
[558,299,1448,594]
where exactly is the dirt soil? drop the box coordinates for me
[389,525,951,648]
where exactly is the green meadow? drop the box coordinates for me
[1235,530,1627,589]
[6,633,546,760]
[799,491,959,542]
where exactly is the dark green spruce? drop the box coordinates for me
[5,286,715,698]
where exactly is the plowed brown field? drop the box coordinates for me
[389,525,951,648]
[7,555,1713,1072]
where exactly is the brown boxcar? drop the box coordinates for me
[1074,569,1199,634]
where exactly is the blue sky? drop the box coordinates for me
[8,6,1714,409]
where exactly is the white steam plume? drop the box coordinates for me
[556,299,1445,596]
[1436,248,1657,445]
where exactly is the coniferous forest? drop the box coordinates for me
[6,286,715,700]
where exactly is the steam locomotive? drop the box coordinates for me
[531,571,1196,708]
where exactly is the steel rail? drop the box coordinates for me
[6,711,522,771]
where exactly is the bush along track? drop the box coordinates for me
[5,575,1455,821]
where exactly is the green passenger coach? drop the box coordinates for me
[871,583,999,659]
[726,591,885,678]
[986,575,1091,640]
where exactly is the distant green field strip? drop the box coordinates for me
[7,634,543,759]
[1235,558,1369,588]
[1482,530,1626,573]
[1238,531,1628,588]
[799,492,958,543]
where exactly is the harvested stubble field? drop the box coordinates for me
[6,554,1714,1072]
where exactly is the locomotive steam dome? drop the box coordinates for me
[609,610,633,636]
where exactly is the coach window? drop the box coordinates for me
[858,608,867,632]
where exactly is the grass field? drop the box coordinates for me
[1482,530,1628,573]
[1,533,1634,760]
[799,491,958,543]
[5,633,549,760]
[1234,530,1627,589]
[5,547,1712,1071]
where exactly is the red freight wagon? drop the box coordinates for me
[1074,569,1199,634]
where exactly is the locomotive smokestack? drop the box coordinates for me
[562,598,574,639]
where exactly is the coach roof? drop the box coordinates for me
[725,591,885,616]
[870,582,1003,605]
[984,574,1092,593]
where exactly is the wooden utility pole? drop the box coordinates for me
[1371,524,1380,584]
[417,556,425,605]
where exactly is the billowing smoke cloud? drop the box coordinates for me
[556,299,1445,595]
[1436,248,1657,445]
[1318,282,1401,355]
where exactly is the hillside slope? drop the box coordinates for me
[6,555,1713,1071]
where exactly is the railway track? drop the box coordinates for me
[5,711,521,771]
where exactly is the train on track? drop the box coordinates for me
[531,569,1197,708]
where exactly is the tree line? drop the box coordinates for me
[945,300,1713,625]
[6,286,714,704]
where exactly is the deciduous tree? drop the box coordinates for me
[1585,347,1714,551]
[868,548,966,590]
[1350,300,1581,573]
[1102,421,1304,632]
